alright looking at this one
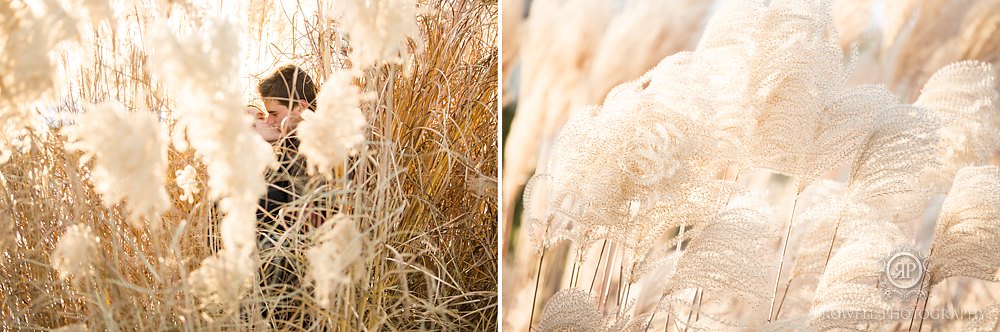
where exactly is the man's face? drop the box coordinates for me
[247,105,282,143]
[263,98,306,137]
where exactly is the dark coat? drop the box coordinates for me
[255,136,309,325]
[257,136,305,233]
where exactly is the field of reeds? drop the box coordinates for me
[1,0,497,330]
[502,0,1000,331]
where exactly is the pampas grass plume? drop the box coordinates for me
[63,101,170,221]
[307,214,368,309]
[299,71,367,178]
[51,224,100,280]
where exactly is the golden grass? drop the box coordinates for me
[0,0,497,330]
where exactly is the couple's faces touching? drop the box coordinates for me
[248,98,309,143]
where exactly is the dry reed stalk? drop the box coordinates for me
[768,194,800,322]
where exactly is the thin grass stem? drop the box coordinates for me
[768,192,801,322]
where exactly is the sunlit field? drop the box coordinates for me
[1,0,497,330]
[502,0,999,331]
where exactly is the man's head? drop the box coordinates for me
[257,65,317,140]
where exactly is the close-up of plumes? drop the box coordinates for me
[1,0,497,330]
[503,0,1000,331]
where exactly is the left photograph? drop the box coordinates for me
[1,0,497,330]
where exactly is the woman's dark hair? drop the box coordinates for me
[257,64,317,111]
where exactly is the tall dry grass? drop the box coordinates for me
[1,0,497,330]
[502,0,1000,331]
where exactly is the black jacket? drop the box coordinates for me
[257,136,305,233]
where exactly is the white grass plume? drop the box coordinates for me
[845,103,940,221]
[0,0,80,164]
[0,0,80,107]
[186,254,255,308]
[63,101,169,222]
[535,288,600,332]
[175,165,200,203]
[783,182,907,304]
[928,165,1000,286]
[807,234,898,330]
[664,194,775,306]
[533,86,732,255]
[298,71,367,179]
[329,0,418,68]
[915,61,999,186]
[307,214,368,309]
[51,224,100,281]
[522,173,569,252]
[741,0,873,192]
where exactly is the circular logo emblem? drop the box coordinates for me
[884,251,924,289]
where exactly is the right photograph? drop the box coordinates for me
[501,0,1000,331]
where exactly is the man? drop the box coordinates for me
[255,64,317,142]
[250,64,317,328]
[253,64,317,228]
